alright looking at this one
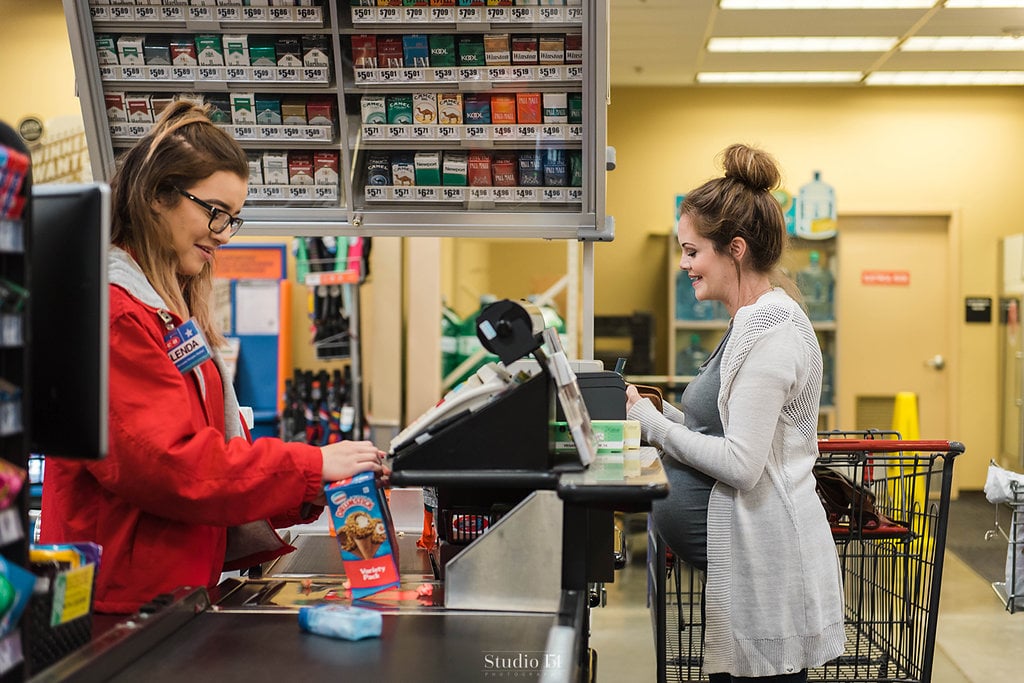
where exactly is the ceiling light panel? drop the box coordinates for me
[719,1,934,8]
[697,71,864,83]
[902,36,1024,50]
[865,70,1024,84]
[709,37,898,51]
[944,1,1024,8]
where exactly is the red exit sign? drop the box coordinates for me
[861,270,910,286]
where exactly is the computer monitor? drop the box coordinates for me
[29,182,110,459]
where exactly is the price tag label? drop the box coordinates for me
[568,188,584,202]
[457,7,482,23]
[378,7,401,22]
[226,67,248,81]
[90,5,109,20]
[234,126,256,140]
[487,66,510,81]
[278,67,299,81]
[401,68,424,82]
[431,6,454,22]
[412,125,434,140]
[217,6,241,22]
[569,125,584,140]
[486,7,508,23]
[161,5,184,21]
[99,65,116,81]
[541,125,562,140]
[314,185,337,201]
[197,66,221,81]
[567,65,584,80]
[517,125,538,140]
[306,126,330,141]
[470,187,491,201]
[121,66,143,81]
[515,187,538,202]
[258,126,278,140]
[289,186,312,200]
[365,186,387,201]
[492,124,515,140]
[464,125,489,141]
[252,66,275,81]
[262,185,285,200]
[437,125,459,140]
[108,123,129,138]
[433,67,456,83]
[442,187,465,201]
[542,188,566,202]
[127,124,149,138]
[110,5,132,20]
[189,6,213,21]
[135,5,157,21]
[459,67,481,81]
[511,66,533,80]
[393,186,413,201]
[510,6,533,23]
[387,125,410,140]
[269,7,291,21]
[416,187,439,201]
[0,508,22,544]
[538,66,560,80]
[296,6,320,23]
[147,66,170,80]
[567,6,584,22]
[303,67,328,82]
[539,6,562,22]
[406,7,427,22]
[362,125,383,140]
[493,187,513,202]
[242,6,266,21]
[378,69,399,83]
[354,69,374,84]
[352,7,374,23]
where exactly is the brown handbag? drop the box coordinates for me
[633,384,664,413]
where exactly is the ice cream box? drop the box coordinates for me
[324,472,400,599]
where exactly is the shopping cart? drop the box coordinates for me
[650,431,965,683]
[985,473,1023,613]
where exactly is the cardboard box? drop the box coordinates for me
[222,34,250,66]
[324,473,401,599]
[125,95,152,123]
[538,34,564,65]
[463,94,491,125]
[491,152,517,187]
[195,34,224,66]
[515,92,541,124]
[281,96,308,125]
[483,33,511,66]
[262,151,289,185]
[437,93,463,125]
[386,95,413,124]
[302,34,331,67]
[391,154,415,186]
[490,94,516,125]
[170,35,198,66]
[360,95,387,124]
[468,151,492,187]
[255,95,283,126]
[366,153,391,185]
[442,151,468,186]
[351,34,378,69]
[116,35,145,66]
[313,151,339,186]
[248,36,278,67]
[289,151,315,186]
[511,34,538,65]
[143,36,171,66]
[457,35,485,67]
[230,92,256,125]
[413,92,437,125]
[428,34,456,67]
[95,35,119,65]
[247,154,264,185]
[306,95,336,126]
[376,36,405,69]
[414,151,440,186]
[104,91,127,123]
[276,36,303,68]
[402,34,429,68]
[542,92,568,123]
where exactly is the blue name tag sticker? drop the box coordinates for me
[164,318,213,374]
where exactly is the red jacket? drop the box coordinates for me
[40,275,324,614]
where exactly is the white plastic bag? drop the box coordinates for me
[984,462,1024,504]
[1007,515,1024,610]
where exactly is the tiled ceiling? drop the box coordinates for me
[609,0,1024,85]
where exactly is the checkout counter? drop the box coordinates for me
[29,301,668,683]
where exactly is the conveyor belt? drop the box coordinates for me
[266,532,433,578]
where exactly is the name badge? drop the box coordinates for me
[164,318,212,374]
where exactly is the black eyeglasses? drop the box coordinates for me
[176,188,244,236]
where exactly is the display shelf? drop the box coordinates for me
[66,0,609,239]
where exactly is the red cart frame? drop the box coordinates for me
[650,431,965,683]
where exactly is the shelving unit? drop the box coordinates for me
[665,232,838,429]
[63,0,609,240]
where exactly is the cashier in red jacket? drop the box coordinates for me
[38,101,387,614]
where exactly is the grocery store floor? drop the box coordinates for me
[589,515,1024,682]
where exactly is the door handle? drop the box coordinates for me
[925,354,945,370]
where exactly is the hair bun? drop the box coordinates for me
[721,143,780,193]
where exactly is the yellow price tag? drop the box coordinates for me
[50,564,95,626]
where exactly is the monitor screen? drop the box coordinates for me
[29,182,110,459]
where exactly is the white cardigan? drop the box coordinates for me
[629,288,846,677]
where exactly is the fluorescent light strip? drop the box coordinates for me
[866,70,1024,84]
[697,71,863,83]
[903,36,1024,51]
[719,1,934,8]
[709,37,898,52]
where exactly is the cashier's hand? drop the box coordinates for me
[625,384,644,413]
[320,440,388,484]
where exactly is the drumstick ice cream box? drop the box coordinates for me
[325,472,400,598]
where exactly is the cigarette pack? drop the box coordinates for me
[325,473,400,599]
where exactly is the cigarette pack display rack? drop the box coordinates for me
[62,0,610,241]
[649,431,965,683]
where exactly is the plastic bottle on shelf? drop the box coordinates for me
[794,170,837,239]
[820,348,834,407]
[676,334,710,377]
[676,271,715,320]
[797,250,834,321]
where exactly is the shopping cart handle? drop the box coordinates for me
[817,439,965,455]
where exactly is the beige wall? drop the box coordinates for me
[603,86,1024,489]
